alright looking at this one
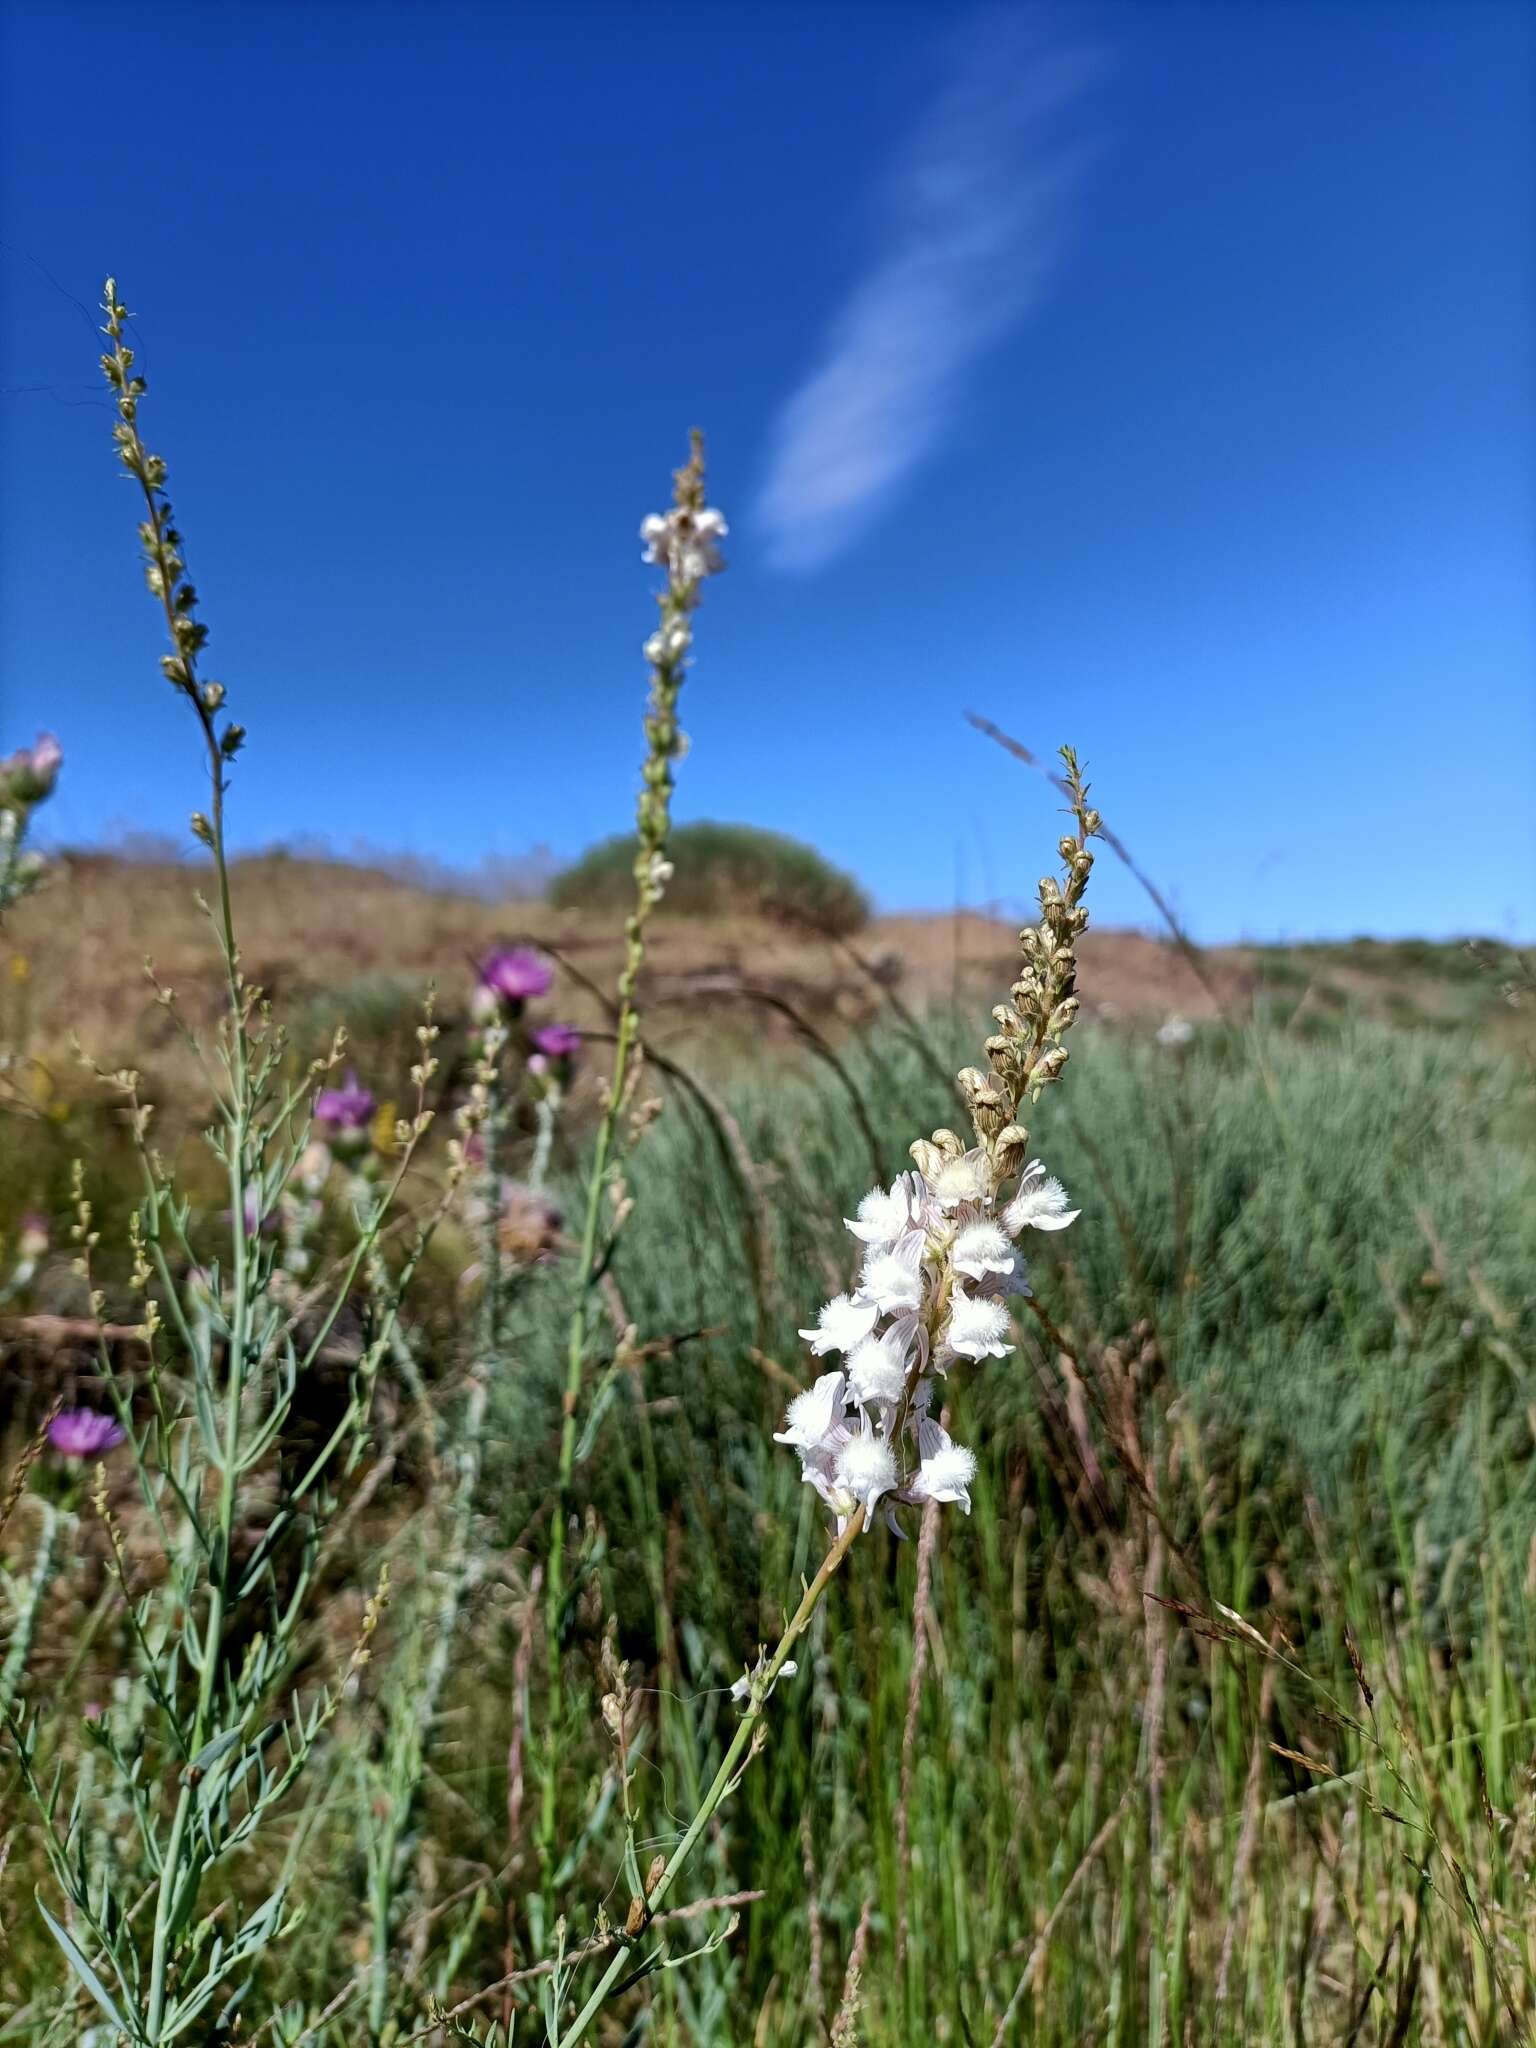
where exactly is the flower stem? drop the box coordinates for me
[538,435,718,1903]
[555,1506,865,2048]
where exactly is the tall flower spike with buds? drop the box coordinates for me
[774,747,1099,1537]
[629,435,727,943]
[542,434,726,1905]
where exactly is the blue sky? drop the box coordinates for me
[2,0,1531,940]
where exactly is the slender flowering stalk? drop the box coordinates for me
[528,1023,579,1188]
[538,435,725,1897]
[552,750,1099,2046]
[6,281,471,2047]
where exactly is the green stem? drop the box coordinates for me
[555,1508,865,2048]
[537,434,712,1909]
[540,999,636,1879]
[143,589,252,2048]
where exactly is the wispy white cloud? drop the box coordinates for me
[755,11,1104,574]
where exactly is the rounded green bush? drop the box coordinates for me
[549,820,870,935]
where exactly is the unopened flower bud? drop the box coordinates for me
[1029,1046,1068,1096]
[994,1124,1032,1177]
[909,1138,944,1182]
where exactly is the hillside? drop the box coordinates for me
[6,854,1526,1107]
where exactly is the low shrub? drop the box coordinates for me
[549,819,870,934]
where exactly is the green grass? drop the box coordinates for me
[4,1013,1535,2043]
[549,819,871,935]
[461,1015,1536,2041]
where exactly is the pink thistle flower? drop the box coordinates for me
[49,1409,126,1459]
[478,947,554,1011]
[0,732,62,807]
[528,1022,581,1077]
[314,1069,376,1135]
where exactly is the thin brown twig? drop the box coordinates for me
[965,711,1234,1024]
[990,1792,1132,2042]
[830,1895,874,2048]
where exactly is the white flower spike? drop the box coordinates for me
[773,745,1095,1559]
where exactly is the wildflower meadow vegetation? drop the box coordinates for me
[2,282,1535,2048]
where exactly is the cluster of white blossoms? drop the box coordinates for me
[640,503,729,586]
[776,1154,1077,1534]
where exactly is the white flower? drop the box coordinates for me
[944,1289,1014,1361]
[926,1149,990,1209]
[951,1219,1016,1282]
[846,1327,909,1410]
[835,1418,899,1523]
[773,1370,849,1452]
[644,617,692,667]
[845,1175,920,1249]
[800,1293,879,1357]
[910,1417,977,1513]
[858,1243,924,1316]
[797,1447,856,1518]
[640,505,728,582]
[1156,1012,1195,1049]
[1002,1160,1079,1235]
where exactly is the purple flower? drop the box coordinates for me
[49,1409,126,1459]
[314,1069,376,1134]
[0,732,62,807]
[478,947,554,1009]
[530,1023,581,1061]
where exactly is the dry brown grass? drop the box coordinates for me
[7,852,1243,1071]
[9,852,1520,1112]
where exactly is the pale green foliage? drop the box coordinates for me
[1,283,472,2046]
